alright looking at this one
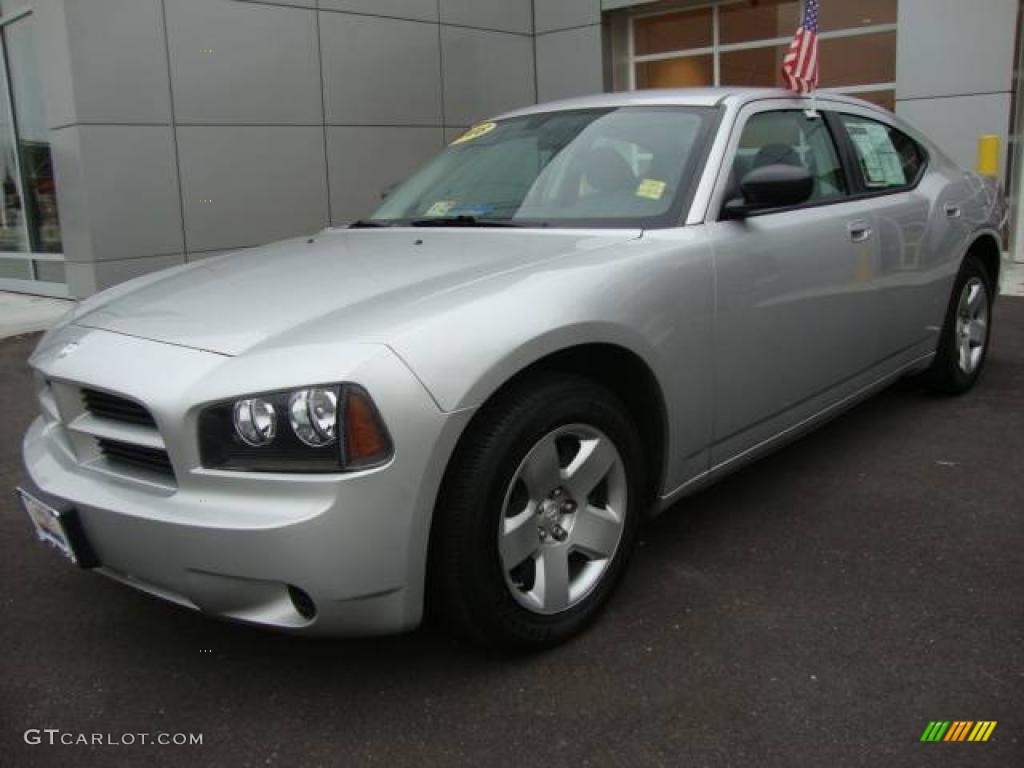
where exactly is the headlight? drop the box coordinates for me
[233,398,277,446]
[288,388,338,447]
[199,384,392,473]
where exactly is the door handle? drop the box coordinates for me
[847,220,873,243]
[944,203,962,219]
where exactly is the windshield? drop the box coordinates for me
[367,106,718,229]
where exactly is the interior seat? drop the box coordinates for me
[578,146,637,195]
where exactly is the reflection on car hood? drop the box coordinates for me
[74,228,641,356]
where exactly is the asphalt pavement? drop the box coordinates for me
[1,301,1022,768]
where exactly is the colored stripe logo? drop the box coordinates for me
[920,721,997,742]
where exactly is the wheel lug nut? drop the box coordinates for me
[552,525,567,542]
[538,528,547,540]
[561,500,577,513]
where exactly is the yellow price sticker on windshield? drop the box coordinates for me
[636,179,667,200]
[451,122,497,146]
[425,200,456,216]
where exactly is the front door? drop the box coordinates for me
[707,104,884,467]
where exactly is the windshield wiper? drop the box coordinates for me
[349,219,389,228]
[409,215,523,228]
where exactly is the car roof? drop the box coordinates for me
[490,86,951,176]
[495,87,889,120]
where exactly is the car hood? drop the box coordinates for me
[74,228,641,356]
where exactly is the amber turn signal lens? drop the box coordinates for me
[344,388,391,465]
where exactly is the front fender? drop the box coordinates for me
[407,320,666,414]
[389,229,717,495]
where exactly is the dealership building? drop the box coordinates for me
[1,0,1022,298]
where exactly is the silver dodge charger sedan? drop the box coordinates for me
[19,88,1004,649]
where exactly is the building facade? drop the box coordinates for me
[0,0,1020,299]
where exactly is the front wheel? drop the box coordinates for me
[429,374,645,651]
[921,254,994,394]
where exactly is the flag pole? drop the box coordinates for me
[782,0,819,119]
[805,0,818,119]
[807,88,819,119]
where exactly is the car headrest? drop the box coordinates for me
[580,146,637,193]
[753,143,802,170]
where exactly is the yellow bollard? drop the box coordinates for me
[977,134,1000,177]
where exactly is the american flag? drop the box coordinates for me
[782,0,820,94]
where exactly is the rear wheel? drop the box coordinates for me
[430,374,644,651]
[921,254,993,394]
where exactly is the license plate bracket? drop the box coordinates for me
[17,486,98,568]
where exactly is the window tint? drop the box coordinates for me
[839,115,924,190]
[373,107,715,228]
[634,7,713,55]
[731,110,847,203]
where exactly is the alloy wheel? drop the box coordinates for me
[498,424,627,615]
[955,276,989,375]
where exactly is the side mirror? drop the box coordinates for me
[723,164,814,218]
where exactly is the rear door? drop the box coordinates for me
[706,101,884,466]
[831,110,942,363]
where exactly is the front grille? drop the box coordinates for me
[96,438,174,477]
[81,388,157,428]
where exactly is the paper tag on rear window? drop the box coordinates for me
[451,122,497,146]
[636,179,667,200]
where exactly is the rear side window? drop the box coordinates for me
[731,110,847,203]
[838,114,925,191]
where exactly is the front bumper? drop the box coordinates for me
[21,326,472,636]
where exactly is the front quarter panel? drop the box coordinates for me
[390,228,717,496]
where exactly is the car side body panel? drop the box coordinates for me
[389,227,717,496]
[693,96,1003,484]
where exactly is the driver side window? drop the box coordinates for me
[732,111,848,204]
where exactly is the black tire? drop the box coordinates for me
[920,253,994,395]
[429,373,645,651]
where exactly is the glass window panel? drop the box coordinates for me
[720,0,897,45]
[733,110,847,202]
[636,55,714,89]
[818,32,896,88]
[720,46,788,88]
[5,16,63,254]
[720,35,896,91]
[0,255,31,279]
[720,1,801,45]
[851,90,896,112]
[839,114,925,190]
[373,107,716,228]
[0,46,26,253]
[633,8,713,55]
[819,0,897,32]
